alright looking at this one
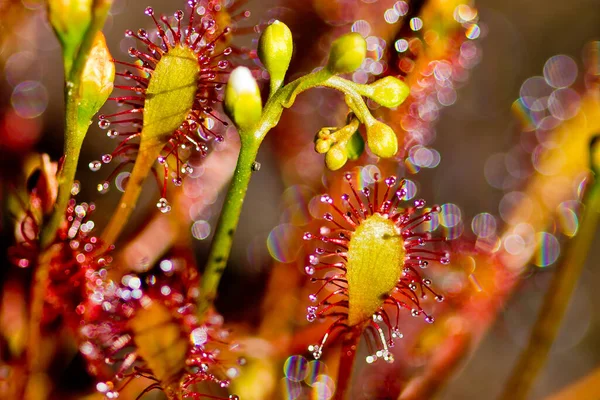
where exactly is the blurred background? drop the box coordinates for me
[1,0,599,399]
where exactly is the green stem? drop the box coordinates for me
[322,76,375,125]
[197,72,315,316]
[269,76,283,99]
[198,135,260,315]
[100,139,163,250]
[24,4,113,398]
[40,0,113,248]
[281,69,331,108]
[40,128,84,248]
[498,175,600,400]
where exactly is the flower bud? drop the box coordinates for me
[78,32,115,125]
[363,76,410,108]
[225,67,263,131]
[258,20,293,92]
[345,130,365,160]
[326,33,367,74]
[366,121,398,158]
[48,0,93,73]
[315,139,332,154]
[325,147,348,171]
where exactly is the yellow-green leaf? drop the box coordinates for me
[347,214,404,326]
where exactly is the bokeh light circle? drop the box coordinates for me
[11,81,48,119]
[439,203,462,228]
[547,88,581,120]
[281,378,302,400]
[556,201,580,237]
[543,55,578,88]
[403,179,417,200]
[534,232,560,267]
[471,212,497,238]
[283,355,309,382]
[519,76,553,111]
[191,220,211,240]
[305,360,328,386]
[267,224,303,263]
[311,374,336,399]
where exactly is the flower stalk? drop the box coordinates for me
[335,331,361,400]
[499,137,600,400]
[41,1,114,248]
[198,30,409,316]
[96,4,235,249]
[99,138,164,250]
[199,133,261,314]
[25,3,113,398]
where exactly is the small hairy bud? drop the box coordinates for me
[363,76,410,108]
[258,20,293,93]
[326,33,367,74]
[225,67,263,131]
[366,121,398,158]
[314,117,364,170]
[315,139,332,154]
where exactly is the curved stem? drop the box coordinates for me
[281,69,331,108]
[197,71,327,316]
[498,175,600,400]
[197,72,380,317]
[100,139,163,250]
[322,76,375,125]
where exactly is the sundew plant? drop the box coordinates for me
[1,0,600,399]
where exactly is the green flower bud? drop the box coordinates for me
[48,0,93,75]
[315,117,364,170]
[258,20,293,93]
[225,67,263,131]
[325,146,348,171]
[345,130,365,160]
[362,76,410,108]
[326,33,367,74]
[315,139,332,154]
[366,121,398,158]
[78,32,115,127]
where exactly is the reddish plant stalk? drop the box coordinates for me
[499,171,600,400]
[334,330,361,400]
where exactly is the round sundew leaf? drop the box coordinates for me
[143,45,200,142]
[129,301,187,386]
[346,213,404,326]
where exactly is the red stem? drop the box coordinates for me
[334,330,361,400]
